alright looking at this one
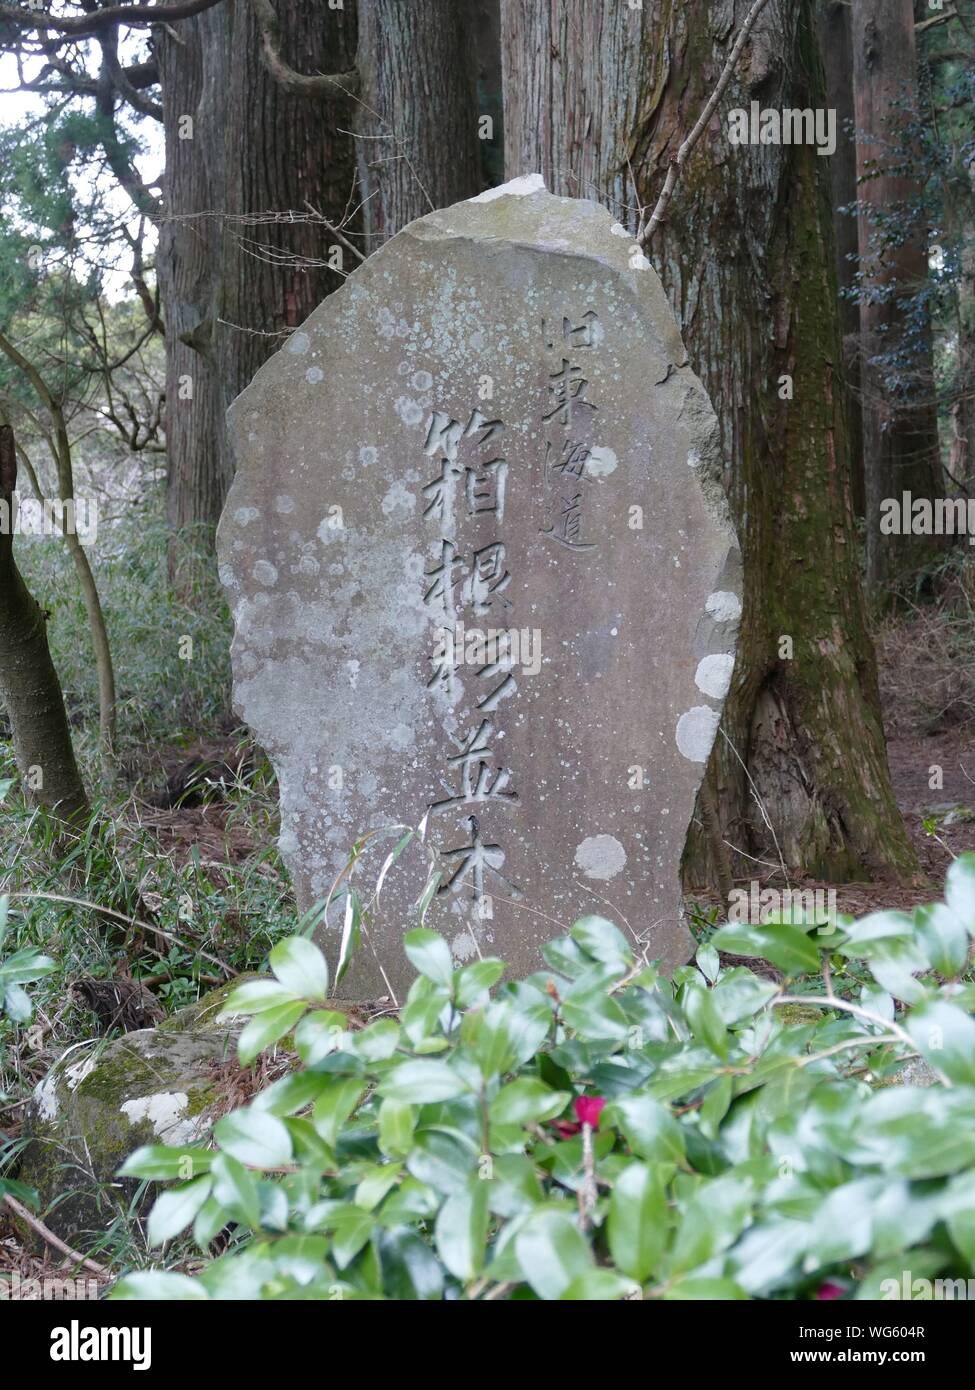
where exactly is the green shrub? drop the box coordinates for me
[102,853,975,1300]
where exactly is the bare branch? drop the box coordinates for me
[250,0,358,99]
[639,0,774,245]
[916,6,959,33]
[0,0,224,38]
[100,28,162,121]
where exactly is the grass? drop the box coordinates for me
[13,500,234,774]
[0,496,300,1117]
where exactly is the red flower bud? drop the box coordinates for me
[574,1096,606,1129]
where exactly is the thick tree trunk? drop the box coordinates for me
[156,4,232,585]
[851,0,941,592]
[155,0,358,582]
[502,0,916,887]
[818,0,864,518]
[355,0,483,250]
[0,424,89,823]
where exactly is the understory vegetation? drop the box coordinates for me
[3,498,975,1298]
[10,869,975,1301]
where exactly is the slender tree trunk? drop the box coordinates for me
[355,0,483,250]
[0,423,89,824]
[154,0,358,582]
[0,333,117,770]
[851,0,941,592]
[951,160,975,489]
[818,0,865,518]
[502,0,916,887]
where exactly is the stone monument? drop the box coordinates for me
[217,176,741,998]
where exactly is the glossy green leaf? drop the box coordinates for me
[435,1178,490,1281]
[608,1094,686,1164]
[607,1162,667,1282]
[380,1058,470,1103]
[403,928,455,988]
[237,1001,306,1067]
[514,1208,594,1300]
[213,1108,293,1169]
[147,1176,213,1246]
[269,936,329,1000]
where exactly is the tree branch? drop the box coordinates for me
[95,49,161,219]
[99,28,163,121]
[916,7,958,33]
[250,0,359,99]
[0,0,224,38]
[639,0,774,245]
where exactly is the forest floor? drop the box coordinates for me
[128,714,975,934]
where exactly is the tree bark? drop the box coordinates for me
[355,0,483,250]
[0,423,89,823]
[501,0,916,887]
[818,0,865,517]
[154,0,359,582]
[950,160,975,489]
[155,3,232,584]
[851,0,941,592]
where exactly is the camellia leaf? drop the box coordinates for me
[328,1203,375,1269]
[696,943,720,984]
[490,1078,570,1126]
[110,1272,209,1301]
[683,982,729,1059]
[251,1071,331,1117]
[945,852,975,935]
[914,903,969,979]
[435,1178,490,1281]
[559,1270,639,1300]
[347,1017,400,1061]
[514,1208,594,1300]
[210,1153,261,1229]
[377,1227,444,1300]
[213,1108,293,1170]
[378,1097,416,1157]
[193,1195,228,1249]
[311,1078,366,1147]
[454,959,505,1007]
[608,1093,686,1165]
[0,948,56,986]
[710,922,821,976]
[905,1000,975,1086]
[218,980,301,1018]
[1,983,32,1022]
[294,1009,349,1066]
[607,1162,667,1282]
[569,914,634,973]
[403,929,455,988]
[237,1001,306,1067]
[561,988,631,1041]
[147,1175,213,1247]
[380,1058,470,1104]
[119,1146,214,1181]
[269,936,329,1000]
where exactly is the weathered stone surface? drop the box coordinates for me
[16,985,243,1249]
[218,178,741,998]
